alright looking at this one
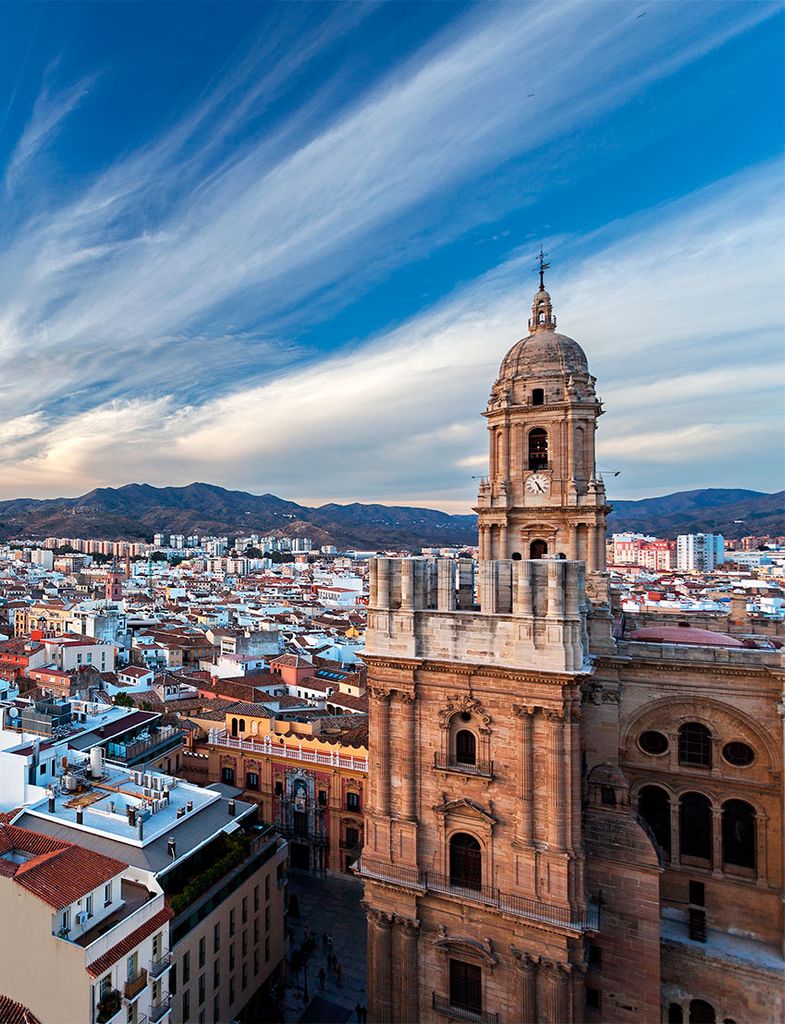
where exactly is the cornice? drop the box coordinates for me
[593,655,778,681]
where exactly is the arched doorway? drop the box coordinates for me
[689,999,715,1024]
[722,799,756,870]
[449,833,482,891]
[530,539,548,559]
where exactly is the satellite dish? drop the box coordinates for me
[8,707,18,719]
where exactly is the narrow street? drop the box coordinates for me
[280,870,368,1024]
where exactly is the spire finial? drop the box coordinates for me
[537,246,550,291]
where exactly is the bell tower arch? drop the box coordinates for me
[476,256,610,570]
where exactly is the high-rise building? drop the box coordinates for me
[676,533,725,571]
[359,274,784,1024]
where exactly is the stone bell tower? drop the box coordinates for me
[476,255,610,570]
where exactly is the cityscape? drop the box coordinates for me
[0,3,783,1024]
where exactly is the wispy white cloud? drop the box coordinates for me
[0,2,781,506]
[4,65,95,192]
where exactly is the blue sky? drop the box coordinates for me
[0,1,782,511]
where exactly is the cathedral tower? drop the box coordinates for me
[476,258,609,570]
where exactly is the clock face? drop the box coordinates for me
[526,473,550,495]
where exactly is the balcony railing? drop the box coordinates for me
[149,952,171,978]
[432,992,499,1024]
[355,859,598,930]
[434,753,494,779]
[211,730,368,773]
[96,990,123,1024]
[124,968,148,1001]
[148,995,172,1023]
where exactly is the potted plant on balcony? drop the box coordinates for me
[96,988,121,1023]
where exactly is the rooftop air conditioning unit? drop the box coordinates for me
[76,911,89,925]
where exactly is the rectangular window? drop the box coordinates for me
[588,945,602,969]
[274,780,283,797]
[254,919,260,944]
[265,937,270,963]
[587,987,601,1011]
[100,975,111,1000]
[214,923,220,953]
[318,789,327,806]
[254,950,259,975]
[346,791,360,812]
[213,995,219,1022]
[152,932,162,960]
[229,909,236,937]
[253,885,259,912]
[265,875,270,902]
[345,826,360,848]
[222,766,235,785]
[242,964,247,991]
[127,952,138,981]
[449,959,482,1015]
[213,962,219,989]
[103,883,112,907]
[182,991,190,1022]
[242,931,247,957]
[86,894,93,918]
[265,907,271,932]
[198,937,205,968]
[229,943,235,971]
[242,896,248,924]
[689,880,706,906]
[170,964,177,997]
[61,909,70,933]
[183,951,190,984]
[229,977,235,1004]
[198,974,205,1005]
[246,771,259,791]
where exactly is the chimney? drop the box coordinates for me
[176,807,185,819]
[186,801,193,813]
[76,808,83,825]
[228,799,235,816]
[48,793,55,813]
[127,807,136,827]
[137,816,144,841]
[168,837,176,860]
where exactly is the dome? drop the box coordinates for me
[498,329,589,381]
[626,626,744,648]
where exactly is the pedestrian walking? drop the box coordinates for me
[356,1003,362,1022]
[361,1005,368,1023]
[327,934,334,952]
[318,967,326,991]
[322,932,328,952]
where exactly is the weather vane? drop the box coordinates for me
[537,246,550,290]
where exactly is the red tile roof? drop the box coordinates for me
[0,994,42,1024]
[87,907,173,977]
[0,824,127,909]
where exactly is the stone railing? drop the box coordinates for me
[209,730,368,773]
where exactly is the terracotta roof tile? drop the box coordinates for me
[87,907,173,977]
[0,994,42,1024]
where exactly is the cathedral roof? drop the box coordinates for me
[498,328,589,381]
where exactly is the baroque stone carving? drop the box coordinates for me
[438,693,492,733]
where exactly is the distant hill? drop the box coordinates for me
[0,482,478,550]
[608,488,784,539]
[0,483,780,549]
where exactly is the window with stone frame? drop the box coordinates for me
[449,959,482,1014]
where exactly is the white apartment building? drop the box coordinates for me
[676,532,725,571]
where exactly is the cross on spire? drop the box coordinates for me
[537,247,550,290]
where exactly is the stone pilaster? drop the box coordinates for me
[399,691,417,822]
[365,905,394,1023]
[544,709,567,851]
[393,916,420,1023]
[511,947,538,1023]
[513,704,536,845]
[370,688,391,818]
[539,958,571,1024]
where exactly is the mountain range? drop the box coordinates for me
[0,483,781,550]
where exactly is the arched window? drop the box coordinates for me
[239,718,246,733]
[689,1000,715,1024]
[511,552,522,561]
[528,428,548,470]
[638,785,671,858]
[231,717,238,737]
[679,723,712,768]
[455,730,476,766]
[722,799,756,870]
[680,792,712,861]
[530,539,548,559]
[449,833,482,891]
[532,388,544,406]
[668,1006,684,1024]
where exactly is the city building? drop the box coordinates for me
[677,534,725,572]
[359,276,784,1024]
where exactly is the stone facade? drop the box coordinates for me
[360,279,785,1024]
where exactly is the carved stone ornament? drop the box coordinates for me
[512,704,538,719]
[432,795,497,826]
[395,915,421,937]
[583,681,623,706]
[361,902,393,929]
[368,685,392,702]
[438,694,492,734]
[433,933,498,967]
[510,946,538,971]
[539,956,571,977]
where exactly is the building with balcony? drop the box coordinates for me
[5,748,288,1024]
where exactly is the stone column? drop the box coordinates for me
[400,692,417,822]
[587,525,598,572]
[513,705,536,845]
[377,558,391,608]
[511,948,538,1023]
[544,710,566,850]
[712,804,722,875]
[539,959,571,1024]
[365,907,394,1023]
[401,560,414,610]
[567,525,579,561]
[596,525,607,570]
[394,917,420,1023]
